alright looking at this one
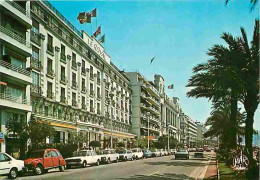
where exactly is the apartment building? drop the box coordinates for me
[0,0,32,154]
[180,112,197,147]
[125,72,161,140]
[153,74,181,141]
[28,0,134,146]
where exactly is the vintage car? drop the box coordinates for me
[65,150,101,168]
[0,152,25,179]
[142,149,152,158]
[175,149,189,160]
[131,148,144,160]
[24,149,66,175]
[98,149,119,164]
[118,150,133,161]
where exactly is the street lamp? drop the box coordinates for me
[147,112,150,149]
[109,93,114,149]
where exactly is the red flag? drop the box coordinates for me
[91,8,97,17]
[93,26,101,37]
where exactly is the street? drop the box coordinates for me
[9,152,213,180]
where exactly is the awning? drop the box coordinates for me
[50,122,77,130]
[103,131,135,139]
[0,81,7,86]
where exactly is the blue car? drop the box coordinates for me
[142,150,152,158]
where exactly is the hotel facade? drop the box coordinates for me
[0,0,135,154]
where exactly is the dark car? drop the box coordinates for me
[24,149,66,175]
[194,152,204,158]
[142,150,152,158]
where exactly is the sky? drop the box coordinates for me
[49,0,259,130]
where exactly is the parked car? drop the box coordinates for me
[194,152,204,158]
[131,148,144,160]
[142,149,152,158]
[118,150,133,161]
[0,152,24,179]
[151,149,161,157]
[65,150,101,168]
[175,149,189,160]
[24,149,66,175]
[170,149,177,155]
[197,148,204,152]
[98,149,119,164]
[159,149,165,156]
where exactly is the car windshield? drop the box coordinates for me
[72,151,88,157]
[28,151,44,158]
[178,149,187,152]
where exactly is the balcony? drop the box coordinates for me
[47,90,54,100]
[31,84,42,96]
[72,81,78,89]
[0,25,31,55]
[0,60,31,84]
[60,53,66,64]
[30,31,41,45]
[30,57,42,71]
[60,96,66,104]
[60,74,67,84]
[46,68,55,78]
[81,86,86,93]
[97,78,101,85]
[90,73,94,80]
[47,43,54,55]
[72,60,77,70]
[72,100,77,107]
[81,68,86,75]
[0,91,31,111]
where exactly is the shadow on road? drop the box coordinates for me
[117,173,194,180]
[144,160,205,167]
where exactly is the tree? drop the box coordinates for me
[67,131,88,150]
[225,0,258,11]
[117,142,125,148]
[26,120,56,148]
[89,141,101,149]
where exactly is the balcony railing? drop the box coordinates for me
[0,60,31,77]
[0,92,30,105]
[60,53,66,63]
[47,43,54,54]
[30,31,41,45]
[0,26,31,48]
[47,68,55,77]
[30,57,42,70]
[72,81,77,89]
[72,60,77,70]
[60,95,66,103]
[60,74,67,84]
[6,0,31,18]
[31,84,41,95]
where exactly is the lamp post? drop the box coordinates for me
[109,93,114,149]
[147,112,150,149]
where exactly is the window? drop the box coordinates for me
[32,71,39,85]
[72,53,76,61]
[45,151,52,157]
[90,83,93,92]
[90,65,93,74]
[51,151,58,157]
[47,81,52,92]
[82,78,85,89]
[61,87,65,97]
[47,34,53,47]
[61,44,65,55]
[47,58,52,70]
[32,46,39,60]
[72,73,76,82]
[82,60,85,70]
[61,66,65,77]
[32,19,39,34]
[72,92,76,101]
[90,100,94,112]
[97,87,100,97]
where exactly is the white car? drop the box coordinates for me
[118,150,133,161]
[65,150,101,168]
[151,149,161,157]
[99,149,119,164]
[0,152,24,179]
[131,148,144,160]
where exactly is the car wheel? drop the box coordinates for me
[9,168,18,179]
[82,161,87,168]
[107,158,111,164]
[125,157,127,161]
[66,165,71,169]
[34,164,43,175]
[115,158,118,163]
[59,165,65,172]
[96,160,100,166]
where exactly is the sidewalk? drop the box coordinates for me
[203,152,218,179]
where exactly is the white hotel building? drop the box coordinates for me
[0,0,135,154]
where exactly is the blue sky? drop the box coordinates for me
[50,0,259,130]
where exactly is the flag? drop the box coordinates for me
[99,34,105,43]
[77,12,86,24]
[86,12,92,23]
[168,84,174,89]
[150,56,155,64]
[91,8,97,17]
[93,26,101,37]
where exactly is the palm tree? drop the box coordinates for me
[225,0,258,11]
